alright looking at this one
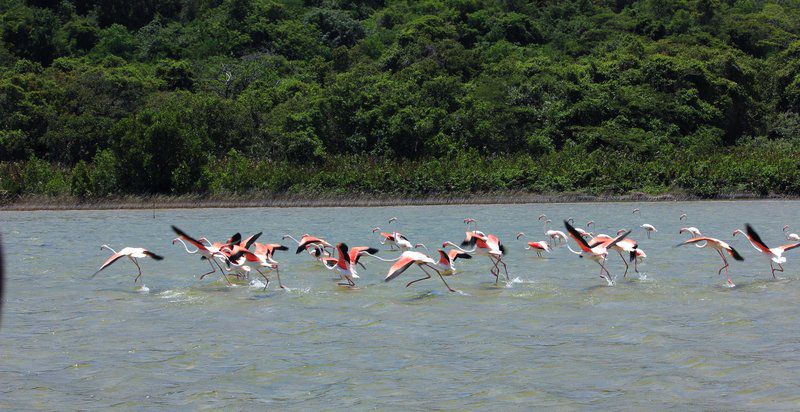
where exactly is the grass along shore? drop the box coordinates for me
[0,191,792,211]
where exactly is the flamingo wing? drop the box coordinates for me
[564,221,593,252]
[448,249,471,261]
[92,252,126,277]
[728,246,745,261]
[240,232,262,249]
[143,251,164,260]
[320,257,338,269]
[385,256,415,282]
[744,224,772,254]
[226,233,242,247]
[675,237,715,247]
[779,242,800,253]
[171,226,208,251]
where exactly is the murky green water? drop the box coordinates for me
[2,201,800,409]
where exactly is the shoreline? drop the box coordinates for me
[0,192,795,211]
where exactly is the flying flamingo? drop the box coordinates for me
[589,230,645,277]
[369,249,457,291]
[563,221,631,286]
[515,232,551,257]
[675,236,743,287]
[783,225,800,241]
[252,242,290,289]
[567,218,592,238]
[443,229,509,285]
[320,243,359,287]
[733,224,800,279]
[92,245,164,284]
[283,234,334,255]
[539,215,567,245]
[415,243,471,283]
[171,226,233,285]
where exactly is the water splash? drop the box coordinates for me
[249,279,267,289]
[136,284,150,293]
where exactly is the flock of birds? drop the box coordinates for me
[91,209,800,291]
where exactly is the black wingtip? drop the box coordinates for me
[629,250,636,262]
[147,252,164,260]
[366,247,379,255]
[730,246,745,261]
[744,223,768,249]
[295,245,305,254]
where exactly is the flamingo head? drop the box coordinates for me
[172,238,178,244]
[617,229,627,235]
[679,213,687,221]
[567,218,574,224]
[587,220,594,228]
[515,232,526,240]
[545,219,552,224]
[388,217,397,223]
[732,229,742,237]
[371,227,381,233]
[783,225,790,231]
[632,208,640,214]
[537,214,547,221]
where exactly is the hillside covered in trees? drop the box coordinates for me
[2,0,800,200]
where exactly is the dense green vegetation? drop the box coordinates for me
[2,0,800,200]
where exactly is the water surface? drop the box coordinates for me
[2,201,800,409]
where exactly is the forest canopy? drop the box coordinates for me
[1,0,800,199]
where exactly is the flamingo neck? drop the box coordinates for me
[174,238,199,254]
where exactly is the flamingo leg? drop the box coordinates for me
[199,258,217,279]
[275,267,285,289]
[598,260,613,285]
[489,256,500,284]
[771,262,784,279]
[497,257,510,282]
[406,266,432,288]
[132,258,143,284]
[257,268,270,291]
[216,260,233,286]
[716,250,732,285]
[617,250,629,278]
[429,266,455,292]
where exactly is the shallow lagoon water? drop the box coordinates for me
[2,201,800,409]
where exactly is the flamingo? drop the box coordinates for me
[371,227,413,250]
[171,226,233,285]
[371,250,456,292]
[563,221,631,286]
[566,218,592,238]
[319,243,358,286]
[539,216,567,245]
[589,230,645,277]
[679,227,702,238]
[733,224,800,279]
[283,234,334,255]
[640,224,657,239]
[515,232,551,257]
[92,245,163,284]
[443,229,509,284]
[679,213,687,221]
[416,243,472,278]
[252,242,290,289]
[783,225,800,241]
[675,236,743,287]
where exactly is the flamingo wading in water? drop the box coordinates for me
[783,225,800,241]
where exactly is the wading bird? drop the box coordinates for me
[320,243,358,287]
[252,242,290,289]
[283,234,334,255]
[92,245,164,284]
[515,232,551,257]
[675,236,743,287]
[589,230,645,277]
[172,226,233,285]
[416,243,472,279]
[567,218,592,238]
[679,226,703,238]
[733,224,800,279]
[783,225,800,241]
[640,224,657,239]
[564,221,631,286]
[444,229,509,285]
[370,249,457,292]
[539,216,567,245]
